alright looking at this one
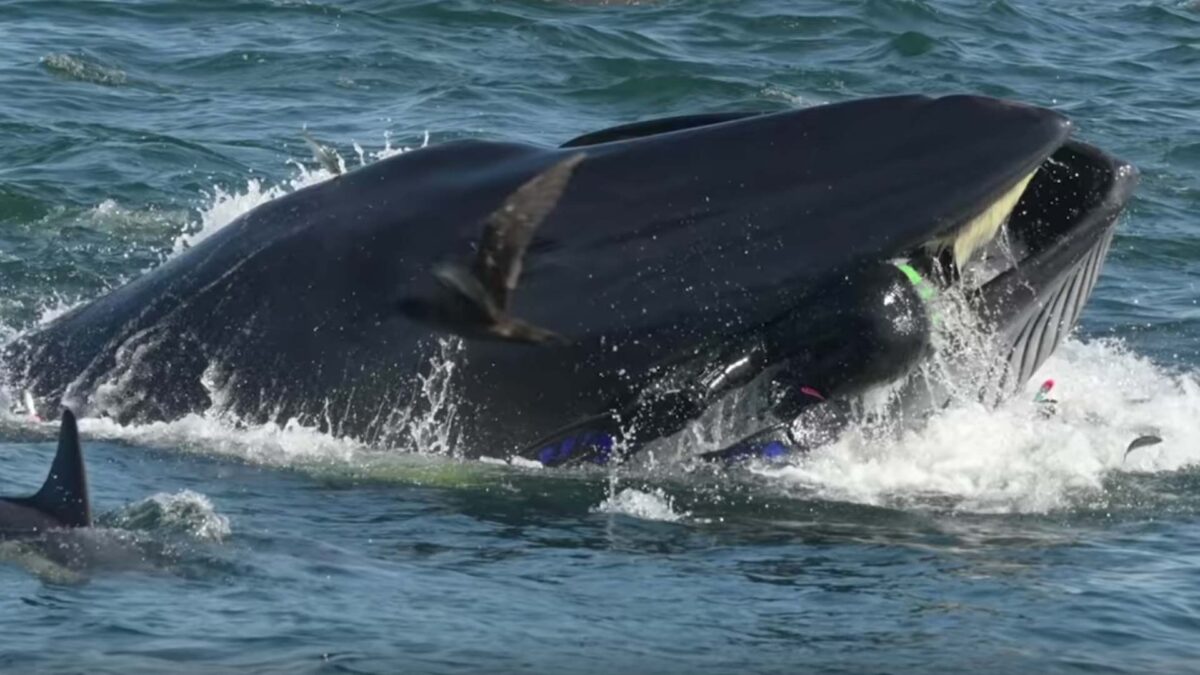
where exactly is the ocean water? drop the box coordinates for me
[1,0,1200,672]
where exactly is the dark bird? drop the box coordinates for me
[400,152,585,345]
[302,129,344,176]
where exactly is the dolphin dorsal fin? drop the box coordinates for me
[25,410,92,528]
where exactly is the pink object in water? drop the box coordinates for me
[800,386,826,401]
[1034,378,1055,402]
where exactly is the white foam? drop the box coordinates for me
[169,131,429,256]
[110,489,232,541]
[592,487,688,522]
[41,53,127,86]
[78,413,364,466]
[753,338,1200,513]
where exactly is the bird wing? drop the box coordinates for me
[473,153,585,311]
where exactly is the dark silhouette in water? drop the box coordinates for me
[3,96,1137,465]
[0,410,90,535]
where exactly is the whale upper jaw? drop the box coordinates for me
[535,96,1134,454]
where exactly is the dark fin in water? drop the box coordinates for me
[700,396,855,465]
[698,424,796,465]
[423,153,585,345]
[1124,434,1162,460]
[11,410,92,528]
[560,112,763,148]
[516,411,624,468]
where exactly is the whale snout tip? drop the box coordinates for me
[938,94,1073,137]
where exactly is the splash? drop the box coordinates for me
[379,337,466,456]
[753,338,1200,513]
[592,487,689,522]
[620,266,1200,515]
[77,413,364,467]
[171,178,287,253]
[104,490,232,542]
[170,130,429,255]
[69,331,465,468]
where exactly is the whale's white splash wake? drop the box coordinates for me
[757,339,1200,513]
[171,131,428,254]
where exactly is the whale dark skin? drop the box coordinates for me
[3,95,1137,463]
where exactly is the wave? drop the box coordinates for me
[102,489,231,542]
[752,338,1200,514]
[170,131,427,254]
[41,53,128,87]
[592,486,692,523]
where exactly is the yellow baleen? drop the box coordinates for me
[926,170,1037,268]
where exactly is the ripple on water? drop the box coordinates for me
[41,53,128,87]
[103,490,232,542]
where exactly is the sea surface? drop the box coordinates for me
[1,0,1199,672]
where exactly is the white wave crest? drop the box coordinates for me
[78,413,364,467]
[592,487,688,522]
[109,489,231,541]
[171,131,429,255]
[753,338,1200,513]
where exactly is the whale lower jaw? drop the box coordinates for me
[1001,224,1114,393]
[979,140,1138,400]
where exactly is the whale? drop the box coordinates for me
[2,95,1137,465]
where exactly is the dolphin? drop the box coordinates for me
[3,95,1137,465]
[0,410,91,535]
[0,411,224,582]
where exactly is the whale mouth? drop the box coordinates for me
[921,138,1137,393]
[924,168,1039,273]
[915,138,1135,295]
